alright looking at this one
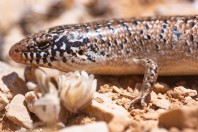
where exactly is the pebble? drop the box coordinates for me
[159,106,198,129]
[150,92,170,110]
[6,94,33,128]
[86,92,133,132]
[58,121,109,132]
[167,86,197,100]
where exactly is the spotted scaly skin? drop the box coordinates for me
[9,16,198,106]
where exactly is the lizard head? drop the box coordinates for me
[9,25,64,64]
[9,25,92,70]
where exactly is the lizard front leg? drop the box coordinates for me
[130,58,158,107]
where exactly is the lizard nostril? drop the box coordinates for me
[14,49,19,52]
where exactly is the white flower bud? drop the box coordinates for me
[58,71,97,113]
[32,93,60,124]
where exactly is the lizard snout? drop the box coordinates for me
[9,43,24,63]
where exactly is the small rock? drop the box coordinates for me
[159,106,198,129]
[1,116,22,131]
[98,84,113,93]
[58,121,109,132]
[150,128,168,132]
[6,94,33,128]
[2,72,29,96]
[86,92,133,132]
[150,92,170,110]
[182,96,198,107]
[143,111,159,120]
[167,86,197,100]
[153,83,170,94]
[0,62,24,94]
[0,91,9,111]
[0,81,12,111]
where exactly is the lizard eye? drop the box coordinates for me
[37,42,50,50]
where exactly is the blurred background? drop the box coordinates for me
[1,0,198,66]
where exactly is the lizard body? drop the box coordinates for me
[9,15,198,106]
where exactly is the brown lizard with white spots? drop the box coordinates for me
[9,16,198,107]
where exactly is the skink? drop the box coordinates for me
[9,15,198,106]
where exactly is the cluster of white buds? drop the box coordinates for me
[25,66,97,126]
[32,93,60,125]
[58,71,97,113]
[26,67,60,125]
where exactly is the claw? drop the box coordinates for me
[128,96,142,108]
[128,88,152,109]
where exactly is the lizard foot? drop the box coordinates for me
[127,58,158,109]
[128,90,151,108]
